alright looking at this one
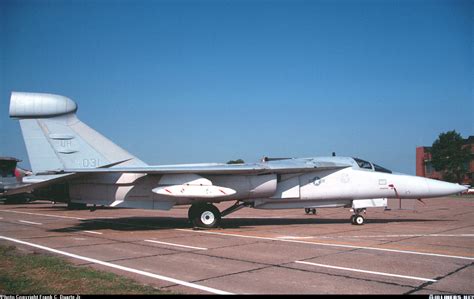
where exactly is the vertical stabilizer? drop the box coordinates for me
[9,92,147,173]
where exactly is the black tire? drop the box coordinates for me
[190,204,221,229]
[311,208,316,215]
[188,204,199,221]
[352,215,365,225]
[304,208,311,214]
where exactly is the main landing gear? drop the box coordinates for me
[188,203,221,228]
[350,209,366,225]
[304,208,317,215]
[188,201,250,229]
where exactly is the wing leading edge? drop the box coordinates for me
[60,159,351,175]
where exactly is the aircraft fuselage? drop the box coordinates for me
[64,157,465,211]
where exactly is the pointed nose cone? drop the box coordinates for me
[425,178,468,197]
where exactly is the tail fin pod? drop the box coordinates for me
[9,92,146,173]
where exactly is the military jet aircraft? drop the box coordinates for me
[3,92,468,227]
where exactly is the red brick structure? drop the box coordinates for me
[416,136,474,185]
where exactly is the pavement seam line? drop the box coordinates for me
[404,261,474,295]
[176,229,474,261]
[184,244,416,289]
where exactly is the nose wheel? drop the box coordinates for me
[351,214,365,225]
[350,209,366,225]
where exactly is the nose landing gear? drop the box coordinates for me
[350,209,366,225]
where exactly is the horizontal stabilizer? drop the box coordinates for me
[3,173,79,196]
[3,159,133,196]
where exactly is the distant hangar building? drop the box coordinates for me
[416,136,474,185]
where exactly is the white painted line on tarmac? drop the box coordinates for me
[0,235,233,295]
[295,261,437,282]
[319,234,474,239]
[0,210,85,220]
[84,231,103,235]
[277,234,474,240]
[277,236,314,240]
[19,220,42,225]
[144,239,207,251]
[176,229,474,261]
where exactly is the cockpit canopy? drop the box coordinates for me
[353,157,392,173]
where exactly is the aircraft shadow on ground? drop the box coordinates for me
[50,216,446,233]
[4,203,449,231]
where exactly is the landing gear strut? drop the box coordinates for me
[350,209,366,225]
[304,208,317,215]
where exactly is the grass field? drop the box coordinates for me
[0,244,172,294]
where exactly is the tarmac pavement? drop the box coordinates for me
[0,196,473,294]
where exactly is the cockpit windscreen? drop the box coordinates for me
[373,163,392,173]
[353,157,392,173]
[353,158,372,169]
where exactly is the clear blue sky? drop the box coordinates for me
[1,0,472,174]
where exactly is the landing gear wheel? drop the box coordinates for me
[305,208,316,215]
[188,204,199,221]
[352,214,365,225]
[189,204,221,229]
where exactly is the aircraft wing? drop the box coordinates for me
[2,159,351,197]
[61,159,351,175]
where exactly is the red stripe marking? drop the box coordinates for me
[165,189,172,194]
[219,189,226,195]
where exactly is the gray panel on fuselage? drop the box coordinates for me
[207,174,277,201]
[69,173,160,204]
[299,168,356,200]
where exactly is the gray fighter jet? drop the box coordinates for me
[4,92,468,227]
